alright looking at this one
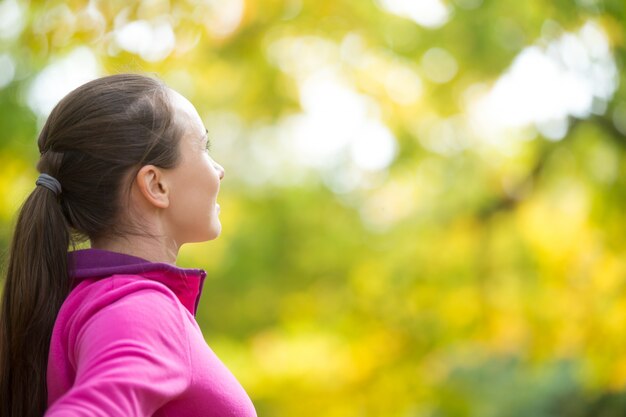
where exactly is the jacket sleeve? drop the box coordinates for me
[45,287,192,417]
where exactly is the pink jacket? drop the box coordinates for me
[45,249,257,417]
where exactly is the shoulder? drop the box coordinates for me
[61,275,188,352]
[47,275,194,415]
[85,276,184,322]
[68,274,183,316]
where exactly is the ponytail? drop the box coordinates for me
[0,184,71,417]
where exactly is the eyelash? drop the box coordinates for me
[204,140,212,152]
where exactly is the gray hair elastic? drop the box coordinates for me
[36,173,62,196]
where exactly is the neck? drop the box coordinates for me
[91,235,180,264]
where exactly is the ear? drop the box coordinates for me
[135,165,170,209]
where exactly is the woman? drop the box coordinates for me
[0,74,257,417]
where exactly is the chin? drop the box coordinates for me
[186,225,221,243]
[206,223,222,240]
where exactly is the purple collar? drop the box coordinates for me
[68,248,207,316]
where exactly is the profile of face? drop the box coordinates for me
[160,89,225,244]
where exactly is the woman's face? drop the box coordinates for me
[164,89,225,244]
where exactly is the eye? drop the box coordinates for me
[202,128,211,153]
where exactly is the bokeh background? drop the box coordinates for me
[1,0,626,415]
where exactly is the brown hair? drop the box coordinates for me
[0,73,184,416]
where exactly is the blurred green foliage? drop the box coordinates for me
[1,0,626,415]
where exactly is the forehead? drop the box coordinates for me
[168,88,204,135]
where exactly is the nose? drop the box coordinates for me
[214,161,225,180]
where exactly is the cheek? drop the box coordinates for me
[195,169,220,207]
[206,166,221,194]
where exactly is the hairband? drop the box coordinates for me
[36,173,62,196]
